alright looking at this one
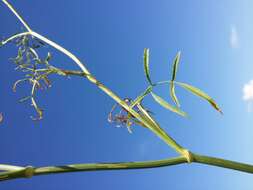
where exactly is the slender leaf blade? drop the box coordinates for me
[46,52,52,62]
[176,82,222,114]
[143,48,152,84]
[171,51,181,81]
[170,82,180,107]
[151,92,187,117]
[169,52,181,107]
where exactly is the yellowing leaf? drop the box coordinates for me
[151,92,187,117]
[176,82,222,114]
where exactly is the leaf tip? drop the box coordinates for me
[210,100,223,115]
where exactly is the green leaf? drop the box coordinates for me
[31,97,43,120]
[130,86,153,108]
[46,52,52,62]
[171,51,181,81]
[176,82,222,114]
[12,78,29,92]
[29,48,39,59]
[143,48,152,85]
[170,82,180,106]
[151,92,187,117]
[19,96,31,103]
[169,52,181,107]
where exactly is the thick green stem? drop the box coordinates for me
[1,153,253,181]
[193,153,253,173]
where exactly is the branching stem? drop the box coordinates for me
[1,0,187,156]
[2,0,253,183]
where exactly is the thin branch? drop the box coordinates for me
[1,32,30,46]
[2,0,32,32]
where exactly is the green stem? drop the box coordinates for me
[1,153,253,181]
[1,0,253,183]
[193,153,253,173]
[1,0,188,157]
[57,69,186,156]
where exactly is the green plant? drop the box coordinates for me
[0,0,253,182]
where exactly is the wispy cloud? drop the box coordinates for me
[230,25,239,48]
[243,80,253,112]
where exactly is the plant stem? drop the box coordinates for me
[1,0,188,157]
[0,32,30,46]
[3,0,253,182]
[34,153,253,174]
[1,152,253,181]
[2,0,32,32]
[0,164,24,171]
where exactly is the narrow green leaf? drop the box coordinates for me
[19,96,31,103]
[31,97,43,120]
[12,78,29,92]
[176,82,222,114]
[171,51,181,81]
[151,92,187,117]
[143,48,152,85]
[46,52,52,62]
[29,48,39,59]
[17,47,23,58]
[130,86,153,108]
[170,82,180,107]
[169,52,181,107]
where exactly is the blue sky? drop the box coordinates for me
[1,0,253,189]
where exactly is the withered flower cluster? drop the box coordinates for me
[8,35,58,120]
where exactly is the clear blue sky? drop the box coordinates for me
[1,0,253,189]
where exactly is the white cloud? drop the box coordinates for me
[243,80,253,101]
[230,25,239,48]
[243,80,253,112]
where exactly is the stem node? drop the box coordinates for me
[182,149,194,163]
[24,166,34,178]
